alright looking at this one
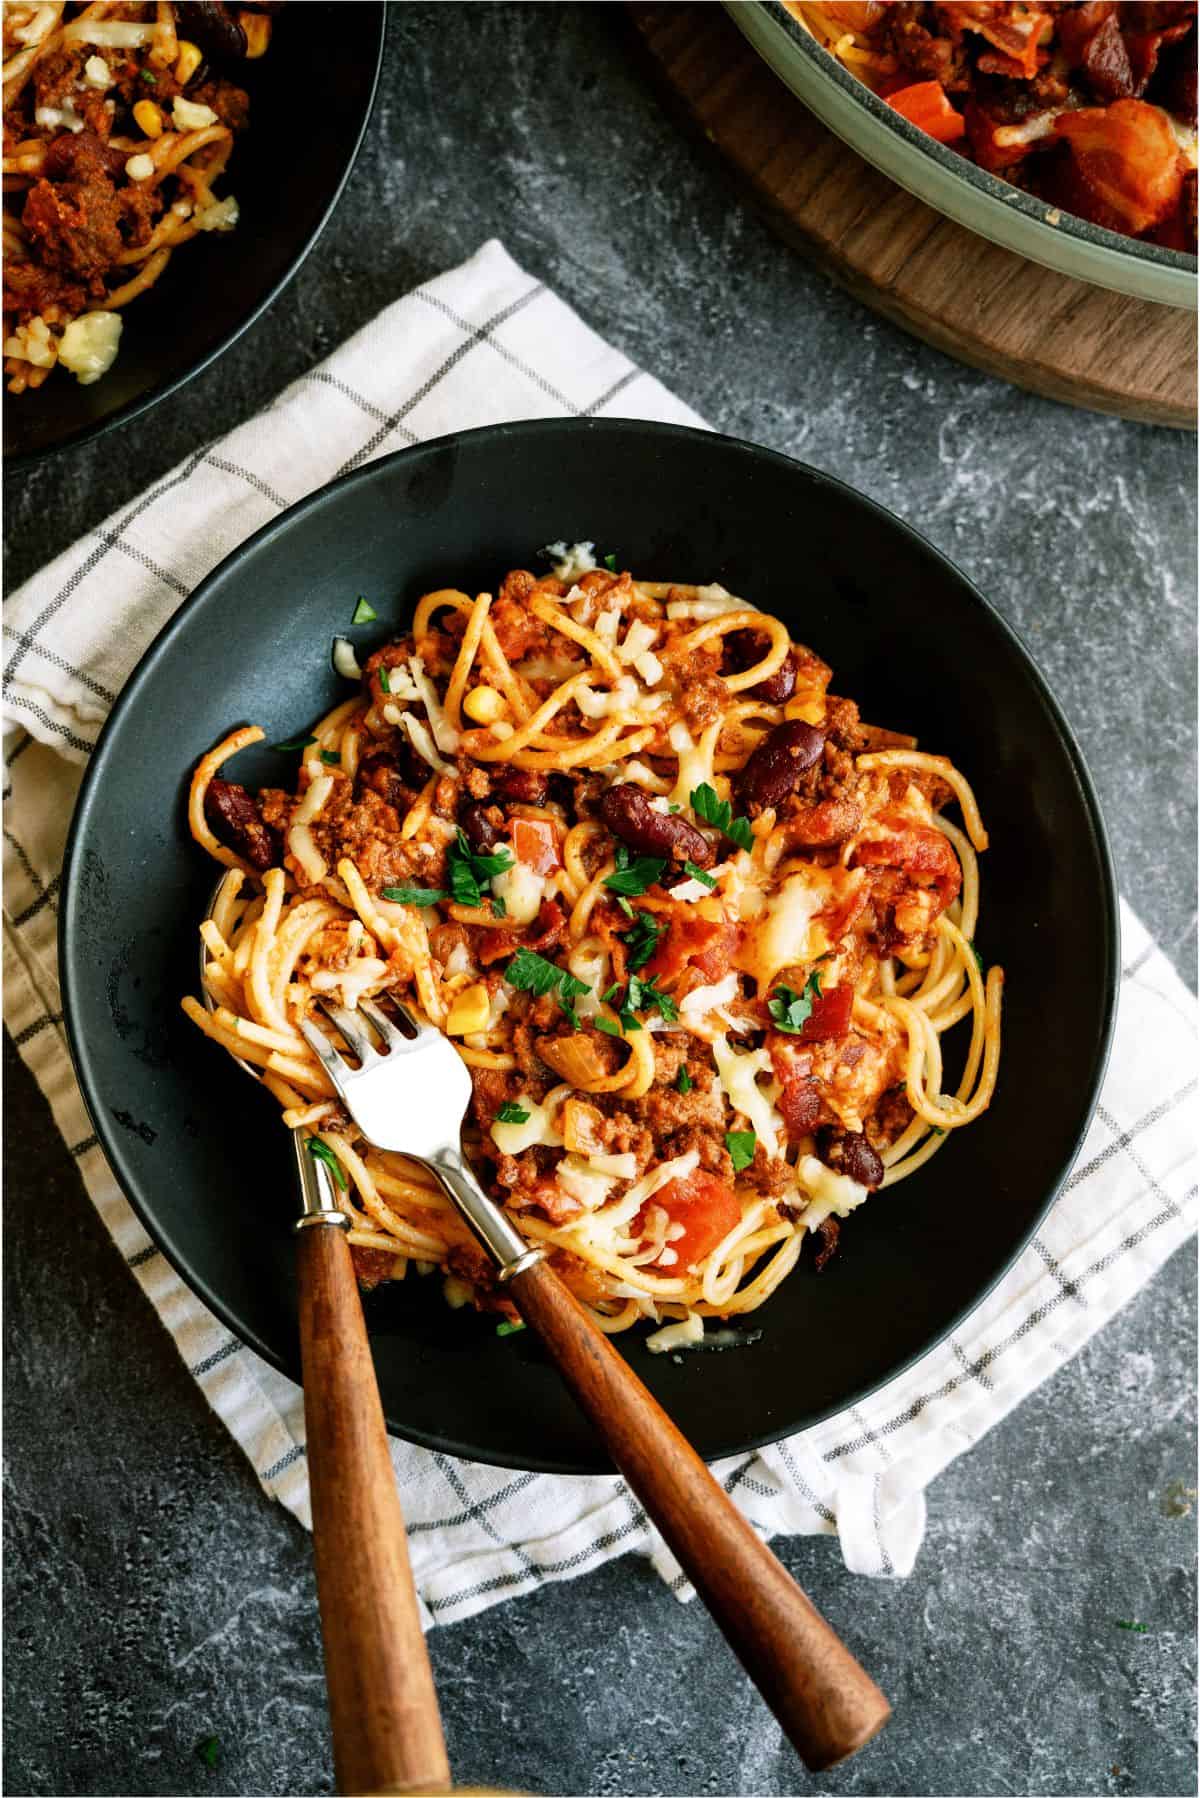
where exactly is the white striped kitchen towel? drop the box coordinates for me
[4,239,1196,1625]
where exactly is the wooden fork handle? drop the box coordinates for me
[297,1222,451,1797]
[506,1255,890,1771]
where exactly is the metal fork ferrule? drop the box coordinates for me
[292,1130,351,1231]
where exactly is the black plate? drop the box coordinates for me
[4,4,384,471]
[60,419,1118,1474]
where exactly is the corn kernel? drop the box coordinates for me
[132,99,163,139]
[238,10,272,56]
[463,684,506,725]
[174,39,203,85]
[445,983,490,1036]
[784,695,825,725]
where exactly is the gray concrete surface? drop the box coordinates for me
[4,5,1196,1795]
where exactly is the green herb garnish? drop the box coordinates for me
[621,909,665,972]
[270,733,317,753]
[504,948,589,1026]
[683,860,716,889]
[307,1138,347,1191]
[141,68,158,84]
[690,781,753,853]
[496,1102,531,1125]
[378,666,391,694]
[603,552,618,572]
[381,884,447,907]
[352,595,377,625]
[194,1737,219,1770]
[971,942,985,974]
[1115,1620,1150,1632]
[320,749,341,765]
[447,828,513,910]
[726,1130,756,1174]
[594,1015,622,1037]
[496,1318,526,1337]
[603,970,677,1033]
[676,1066,693,1094]
[616,895,635,919]
[604,842,666,897]
[767,969,825,1035]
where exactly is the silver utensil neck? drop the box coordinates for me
[292,1130,351,1232]
[427,1148,545,1281]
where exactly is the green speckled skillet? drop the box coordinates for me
[727,1,1197,310]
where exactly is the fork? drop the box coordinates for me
[299,992,892,1772]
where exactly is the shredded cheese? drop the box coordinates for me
[713,1036,783,1160]
[647,1314,704,1353]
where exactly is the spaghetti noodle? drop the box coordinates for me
[184,553,1003,1343]
[3,2,272,395]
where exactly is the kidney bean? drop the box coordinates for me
[817,1127,884,1191]
[726,629,797,704]
[175,0,247,58]
[494,767,548,806]
[460,802,503,852]
[812,1216,840,1273]
[204,779,277,871]
[737,720,825,816]
[600,784,714,868]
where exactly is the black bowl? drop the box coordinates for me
[3,3,384,471]
[60,419,1118,1473]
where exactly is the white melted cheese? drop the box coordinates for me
[544,540,597,582]
[738,868,825,990]
[624,1151,699,1212]
[680,973,739,1018]
[556,1154,617,1210]
[310,957,389,1010]
[646,1314,704,1354]
[795,1154,870,1233]
[490,1095,563,1157]
[668,721,714,804]
[665,583,756,621]
[616,619,659,664]
[409,656,461,754]
[57,311,121,384]
[394,710,451,773]
[713,1036,783,1161]
[492,860,544,925]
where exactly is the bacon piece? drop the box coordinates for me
[645,910,739,986]
[1053,98,1184,234]
[850,812,962,914]
[798,983,854,1044]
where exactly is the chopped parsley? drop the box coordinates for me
[448,827,513,911]
[351,595,377,625]
[381,884,446,907]
[307,1138,347,1191]
[726,1130,756,1174]
[194,1736,219,1770]
[683,860,716,889]
[595,1015,622,1037]
[496,1318,526,1337]
[767,969,825,1035]
[496,1102,530,1125]
[270,733,316,753]
[378,666,391,693]
[676,1066,693,1094]
[603,552,618,572]
[504,948,589,1025]
[971,942,985,974]
[141,68,158,84]
[320,749,341,765]
[604,842,666,897]
[1115,1620,1150,1633]
[602,971,678,1033]
[621,909,665,972]
[616,895,636,919]
[690,782,753,853]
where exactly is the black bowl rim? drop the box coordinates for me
[3,6,386,477]
[59,417,1120,1471]
[762,0,1198,281]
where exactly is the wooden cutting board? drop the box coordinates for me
[628,2,1196,429]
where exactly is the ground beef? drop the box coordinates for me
[23,168,123,287]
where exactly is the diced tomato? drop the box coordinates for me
[800,982,854,1043]
[512,817,560,875]
[646,910,739,985]
[641,1170,741,1273]
[1053,99,1183,235]
[887,81,967,144]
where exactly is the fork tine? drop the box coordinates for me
[298,1014,353,1097]
[317,1000,379,1065]
[358,995,431,1048]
